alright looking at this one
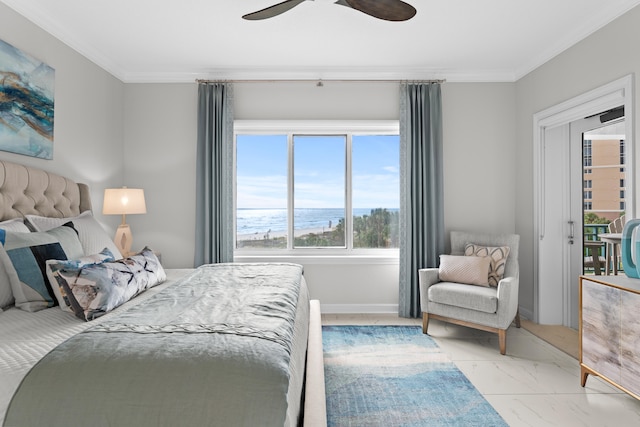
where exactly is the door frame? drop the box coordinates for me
[532,74,634,324]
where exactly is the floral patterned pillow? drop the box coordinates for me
[46,247,116,313]
[51,247,166,321]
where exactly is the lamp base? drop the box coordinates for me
[114,224,133,257]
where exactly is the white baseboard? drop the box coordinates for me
[320,303,399,314]
[518,305,534,321]
[321,303,534,321]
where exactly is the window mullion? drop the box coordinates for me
[288,133,294,250]
[346,133,353,250]
[233,134,237,250]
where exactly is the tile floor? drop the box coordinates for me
[321,314,640,427]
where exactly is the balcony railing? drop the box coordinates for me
[584,223,614,274]
[584,224,609,243]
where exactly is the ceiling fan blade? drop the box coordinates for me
[344,0,416,21]
[243,0,307,20]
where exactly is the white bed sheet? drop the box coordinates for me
[0,268,194,425]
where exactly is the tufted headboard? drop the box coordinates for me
[0,160,92,221]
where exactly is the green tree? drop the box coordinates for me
[584,212,609,225]
[354,208,399,248]
[295,209,399,248]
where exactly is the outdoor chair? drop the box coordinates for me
[419,231,520,355]
[608,214,625,273]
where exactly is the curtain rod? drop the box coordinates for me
[195,78,446,84]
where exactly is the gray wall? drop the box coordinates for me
[123,81,517,310]
[442,83,517,235]
[0,3,125,234]
[122,83,197,264]
[515,5,640,318]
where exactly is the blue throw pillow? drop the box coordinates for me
[0,223,84,312]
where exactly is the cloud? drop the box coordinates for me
[237,174,287,208]
[352,173,399,208]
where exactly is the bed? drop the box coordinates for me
[0,160,326,427]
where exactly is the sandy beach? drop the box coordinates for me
[237,226,332,241]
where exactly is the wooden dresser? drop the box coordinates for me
[579,274,640,399]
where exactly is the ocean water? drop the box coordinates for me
[236,208,397,235]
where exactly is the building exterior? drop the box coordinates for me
[584,137,625,222]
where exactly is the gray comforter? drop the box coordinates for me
[4,263,309,427]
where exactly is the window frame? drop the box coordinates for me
[233,120,400,260]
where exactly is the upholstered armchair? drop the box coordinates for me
[419,231,520,355]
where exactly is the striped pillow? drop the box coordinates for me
[464,243,510,287]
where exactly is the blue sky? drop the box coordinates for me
[236,134,399,209]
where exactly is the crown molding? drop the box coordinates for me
[122,67,517,84]
[515,0,640,80]
[0,0,127,81]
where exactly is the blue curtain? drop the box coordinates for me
[194,82,234,266]
[399,83,445,318]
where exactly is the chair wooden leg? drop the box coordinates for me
[422,313,429,334]
[515,310,521,328]
[498,329,506,355]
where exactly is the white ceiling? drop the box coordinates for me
[2,0,640,83]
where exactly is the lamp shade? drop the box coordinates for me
[103,188,146,215]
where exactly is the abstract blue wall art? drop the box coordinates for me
[0,39,55,159]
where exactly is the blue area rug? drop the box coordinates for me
[323,325,508,427]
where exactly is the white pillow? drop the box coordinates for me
[0,218,31,309]
[438,254,491,287]
[26,211,123,260]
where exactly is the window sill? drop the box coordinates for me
[234,251,399,265]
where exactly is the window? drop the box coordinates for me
[235,121,400,254]
[584,201,592,210]
[583,140,592,167]
[235,134,288,249]
[584,191,592,199]
[584,180,592,189]
[293,135,346,247]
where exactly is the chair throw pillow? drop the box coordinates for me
[464,243,511,287]
[0,223,85,312]
[438,254,491,287]
[51,247,166,321]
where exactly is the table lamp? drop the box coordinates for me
[103,187,146,256]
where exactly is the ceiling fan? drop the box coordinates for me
[243,0,417,22]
